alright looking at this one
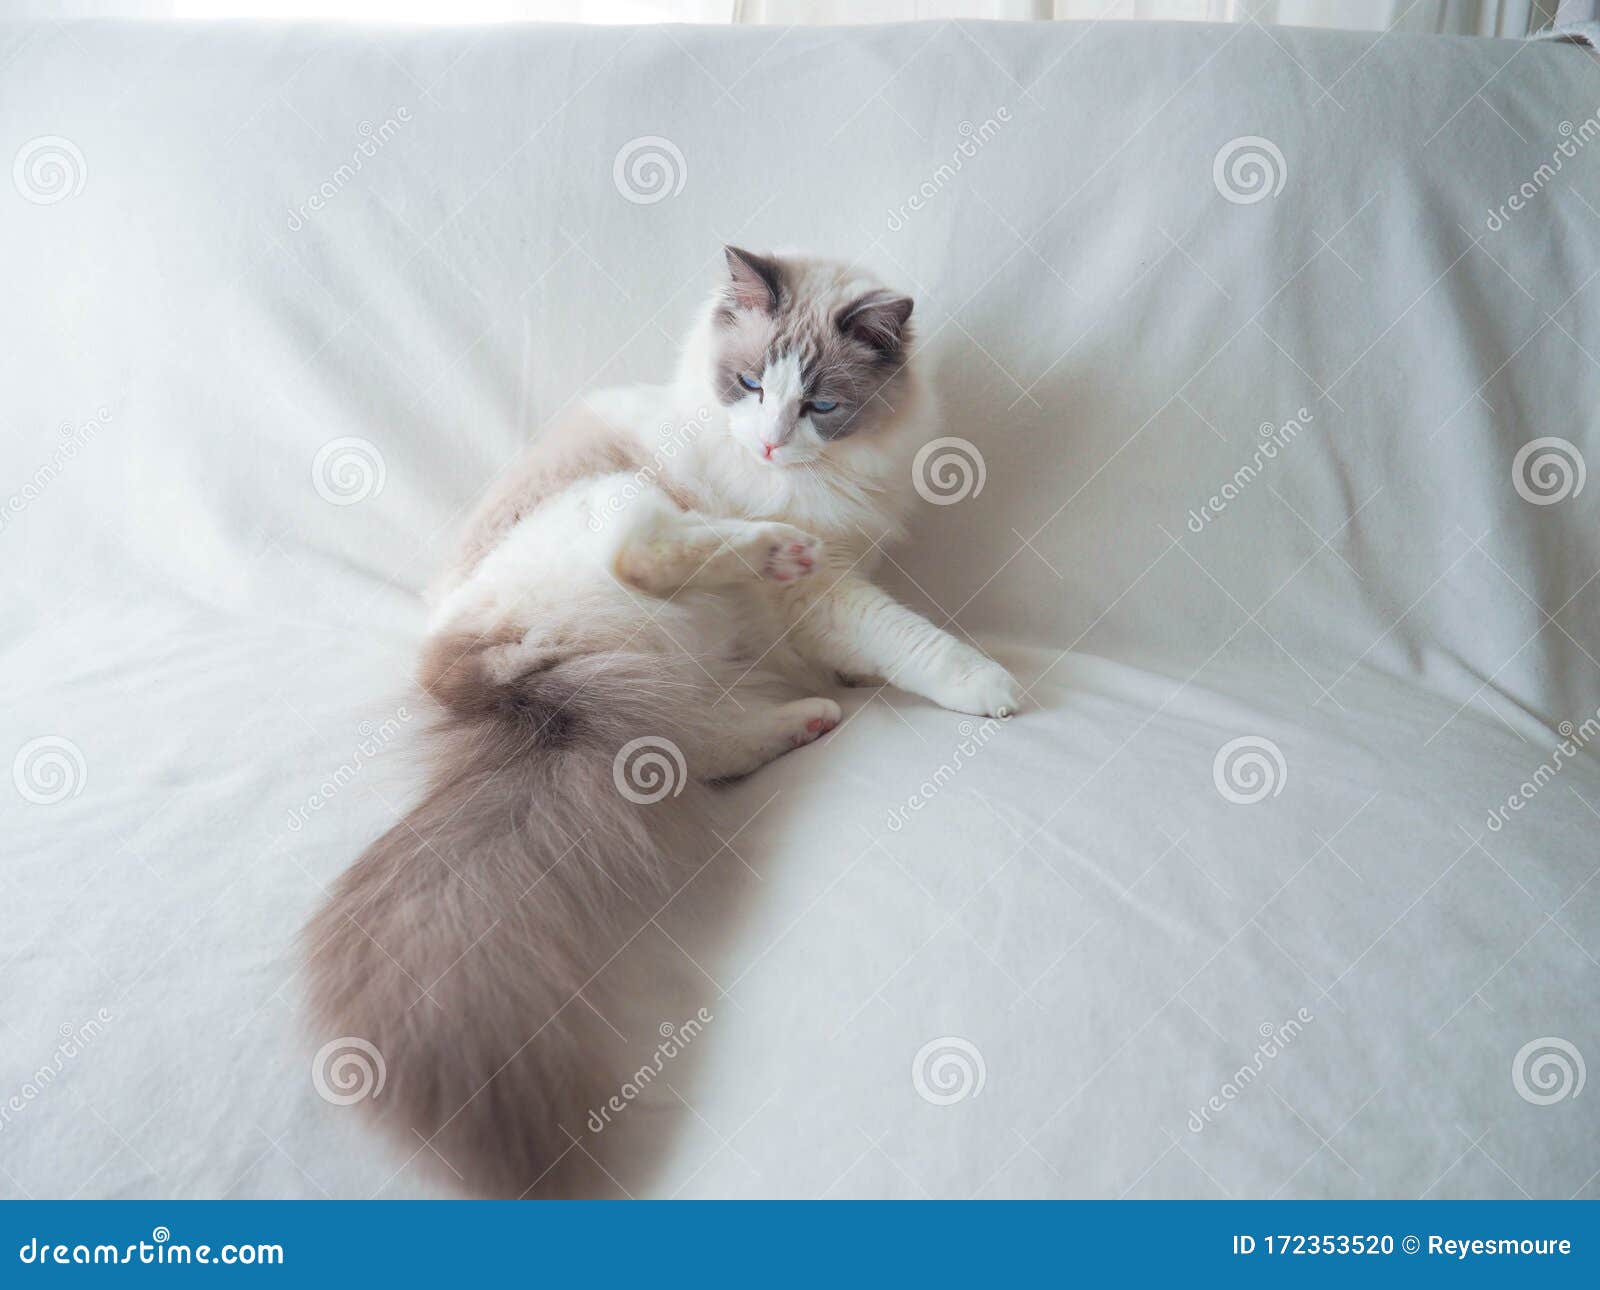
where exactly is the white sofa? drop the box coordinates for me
[3,16,1597,1199]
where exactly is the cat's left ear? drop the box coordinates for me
[837,290,914,358]
[723,245,784,315]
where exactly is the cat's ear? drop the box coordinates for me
[723,245,784,314]
[837,290,914,358]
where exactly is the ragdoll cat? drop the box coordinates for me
[303,247,1021,1197]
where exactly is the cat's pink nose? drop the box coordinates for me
[761,441,777,460]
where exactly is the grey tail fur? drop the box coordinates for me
[302,634,716,1198]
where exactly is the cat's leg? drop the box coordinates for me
[614,511,822,598]
[688,697,842,781]
[784,575,1022,718]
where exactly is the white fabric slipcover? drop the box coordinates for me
[2,17,1598,1198]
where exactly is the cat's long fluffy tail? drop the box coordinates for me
[301,633,716,1198]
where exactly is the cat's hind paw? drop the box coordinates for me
[782,696,841,747]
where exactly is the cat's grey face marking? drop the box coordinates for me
[713,246,914,467]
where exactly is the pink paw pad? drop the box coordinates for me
[791,713,838,747]
[763,536,821,583]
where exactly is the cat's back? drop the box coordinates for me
[436,396,666,599]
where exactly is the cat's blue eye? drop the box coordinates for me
[739,373,762,393]
[808,399,838,414]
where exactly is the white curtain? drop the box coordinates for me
[732,0,1559,35]
[5,0,1569,30]
[7,0,733,20]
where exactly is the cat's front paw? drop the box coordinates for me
[759,528,822,583]
[932,663,1024,719]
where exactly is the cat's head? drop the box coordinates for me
[704,247,917,470]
